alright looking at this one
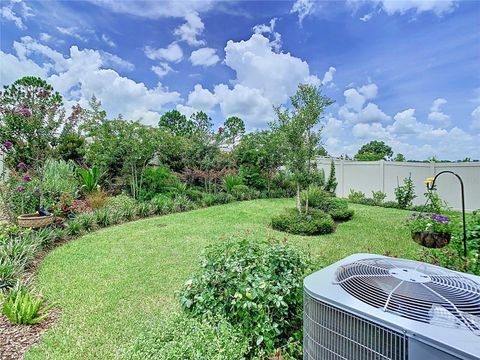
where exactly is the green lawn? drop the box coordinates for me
[27,198,421,360]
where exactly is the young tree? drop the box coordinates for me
[354,140,393,161]
[222,116,245,148]
[234,130,283,194]
[0,76,64,171]
[159,109,194,137]
[324,159,337,194]
[272,84,334,213]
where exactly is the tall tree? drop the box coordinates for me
[159,109,194,137]
[222,116,245,148]
[0,76,64,171]
[354,140,393,161]
[394,153,406,162]
[272,84,334,213]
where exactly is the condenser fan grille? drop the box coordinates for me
[335,258,480,334]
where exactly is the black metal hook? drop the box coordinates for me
[427,170,467,257]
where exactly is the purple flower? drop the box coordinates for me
[22,175,31,182]
[18,162,28,171]
[3,141,13,150]
[17,106,32,117]
[14,185,26,193]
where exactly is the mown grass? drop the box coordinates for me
[27,199,421,360]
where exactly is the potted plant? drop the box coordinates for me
[405,212,453,248]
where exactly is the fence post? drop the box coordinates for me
[340,159,345,197]
[380,160,385,193]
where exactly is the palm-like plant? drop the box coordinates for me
[79,166,101,193]
[223,175,243,193]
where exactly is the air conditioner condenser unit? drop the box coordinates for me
[303,254,480,360]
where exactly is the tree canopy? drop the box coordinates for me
[354,140,393,161]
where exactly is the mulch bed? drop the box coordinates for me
[0,308,61,360]
[0,236,71,359]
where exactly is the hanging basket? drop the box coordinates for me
[18,213,54,229]
[411,231,451,249]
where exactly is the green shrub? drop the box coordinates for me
[1,284,53,325]
[330,208,355,221]
[348,189,366,203]
[320,197,349,213]
[223,175,243,193]
[0,236,39,266]
[172,195,194,212]
[180,237,308,356]
[150,195,175,215]
[271,208,335,235]
[383,201,400,209]
[394,175,416,209]
[75,212,97,232]
[215,193,235,204]
[66,218,81,236]
[124,312,250,360]
[371,190,387,206]
[324,159,337,193]
[357,198,377,206]
[202,193,235,206]
[78,166,101,193]
[106,195,138,220]
[0,257,23,287]
[300,186,331,208]
[185,188,204,203]
[42,158,79,201]
[137,202,156,217]
[94,208,112,227]
[231,184,253,200]
[138,166,176,201]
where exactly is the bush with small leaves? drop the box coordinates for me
[371,190,387,206]
[172,195,194,212]
[231,184,253,200]
[137,202,156,217]
[150,195,175,215]
[185,188,204,203]
[105,195,138,220]
[330,208,355,221]
[94,208,112,227]
[75,212,97,232]
[180,237,308,357]
[215,193,235,204]
[300,187,332,209]
[66,219,81,236]
[271,208,335,235]
[124,312,250,360]
[348,189,367,204]
[1,283,53,325]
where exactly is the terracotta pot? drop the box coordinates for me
[17,213,54,228]
[412,232,451,248]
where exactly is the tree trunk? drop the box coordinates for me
[305,185,309,214]
[296,181,301,213]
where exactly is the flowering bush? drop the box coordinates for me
[405,213,453,234]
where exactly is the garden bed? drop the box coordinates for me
[24,200,420,359]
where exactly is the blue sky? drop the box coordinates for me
[1,0,479,160]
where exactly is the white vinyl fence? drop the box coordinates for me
[317,158,480,211]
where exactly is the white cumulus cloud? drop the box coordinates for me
[173,13,205,46]
[428,97,450,127]
[144,42,183,63]
[252,18,282,52]
[189,48,220,67]
[186,84,217,111]
[321,66,336,86]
